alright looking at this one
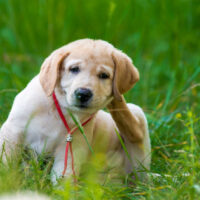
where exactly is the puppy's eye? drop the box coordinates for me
[69,66,80,74]
[98,73,110,79]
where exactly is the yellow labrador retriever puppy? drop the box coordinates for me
[0,39,151,183]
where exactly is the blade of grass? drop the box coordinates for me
[162,72,175,112]
[67,109,94,154]
[182,66,200,91]
[114,128,132,163]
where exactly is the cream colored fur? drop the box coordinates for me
[0,39,151,184]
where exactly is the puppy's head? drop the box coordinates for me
[39,39,139,113]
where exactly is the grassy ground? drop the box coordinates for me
[0,0,200,199]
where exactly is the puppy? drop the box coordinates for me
[0,39,151,183]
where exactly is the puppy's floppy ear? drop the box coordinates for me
[112,50,139,101]
[39,50,70,96]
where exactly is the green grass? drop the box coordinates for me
[0,0,200,199]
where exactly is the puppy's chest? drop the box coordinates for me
[24,110,94,155]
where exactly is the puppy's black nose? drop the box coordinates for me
[75,88,93,103]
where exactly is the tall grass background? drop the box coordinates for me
[0,0,200,199]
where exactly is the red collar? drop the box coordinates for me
[52,91,93,181]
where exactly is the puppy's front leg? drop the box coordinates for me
[51,143,80,184]
[0,121,23,162]
[51,143,71,184]
[107,96,145,143]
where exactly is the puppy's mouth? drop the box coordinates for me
[68,100,92,110]
[68,103,97,114]
[74,103,89,109]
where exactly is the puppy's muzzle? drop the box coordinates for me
[74,88,93,107]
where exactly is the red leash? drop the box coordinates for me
[52,92,93,180]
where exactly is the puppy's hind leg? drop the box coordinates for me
[107,97,151,181]
[123,104,151,180]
